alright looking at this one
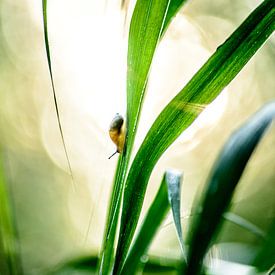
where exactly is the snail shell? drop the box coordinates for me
[108,113,125,158]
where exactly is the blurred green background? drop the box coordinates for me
[0,0,274,273]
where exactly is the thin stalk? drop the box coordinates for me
[42,0,75,189]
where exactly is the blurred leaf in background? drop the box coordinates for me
[0,149,22,274]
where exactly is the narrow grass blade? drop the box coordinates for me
[253,220,275,273]
[97,156,124,274]
[185,102,275,275]
[0,151,22,275]
[42,0,75,188]
[166,170,186,262]
[116,0,275,269]
[166,212,266,239]
[223,212,266,239]
[99,0,189,273]
[125,0,188,163]
[119,172,172,274]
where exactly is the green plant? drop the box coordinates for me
[42,0,275,274]
[0,0,274,274]
[49,101,275,275]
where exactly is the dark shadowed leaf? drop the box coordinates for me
[185,102,275,275]
[253,220,275,273]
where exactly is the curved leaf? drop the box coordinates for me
[126,0,187,158]
[185,102,275,275]
[42,0,74,188]
[223,212,266,240]
[166,170,186,262]
[116,0,275,269]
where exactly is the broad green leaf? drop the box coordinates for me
[119,171,174,274]
[116,0,275,271]
[42,0,74,188]
[253,220,275,273]
[99,0,189,273]
[0,150,22,275]
[185,102,275,275]
[126,0,188,161]
[166,170,186,262]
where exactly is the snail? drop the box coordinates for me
[108,113,126,159]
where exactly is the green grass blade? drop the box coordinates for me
[223,212,266,239]
[166,170,186,262]
[99,0,189,273]
[125,0,188,161]
[124,0,177,179]
[185,102,275,275]
[97,156,124,274]
[119,171,173,274]
[116,0,275,270]
[0,151,22,275]
[253,220,275,273]
[42,0,74,188]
